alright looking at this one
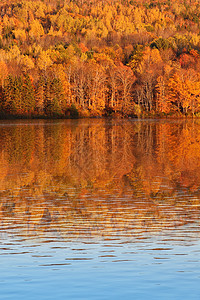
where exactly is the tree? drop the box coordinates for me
[115,63,136,115]
[86,61,107,112]
[20,55,35,72]
[0,61,8,88]
[167,69,200,115]
[72,62,87,109]
[44,76,64,116]
[29,19,44,40]
[37,50,52,73]
[3,75,23,115]
[107,64,119,111]
[156,75,171,113]
[52,64,72,110]
[22,74,35,115]
[35,76,45,115]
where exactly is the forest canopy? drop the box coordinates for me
[0,0,200,118]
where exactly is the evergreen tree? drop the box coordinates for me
[44,77,52,116]
[3,75,23,115]
[22,74,35,115]
[35,76,45,115]
[44,77,64,117]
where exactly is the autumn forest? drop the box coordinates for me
[1,0,200,118]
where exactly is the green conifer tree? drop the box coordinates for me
[22,74,35,116]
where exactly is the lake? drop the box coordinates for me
[0,118,200,299]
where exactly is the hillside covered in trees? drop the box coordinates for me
[0,0,200,118]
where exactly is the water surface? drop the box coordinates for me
[0,119,200,299]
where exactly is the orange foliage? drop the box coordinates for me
[0,0,200,116]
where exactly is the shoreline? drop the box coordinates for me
[0,112,199,120]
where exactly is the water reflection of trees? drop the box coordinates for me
[0,119,200,238]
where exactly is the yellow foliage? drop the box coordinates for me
[13,28,26,41]
[137,47,163,74]
[0,61,8,87]
[6,45,21,63]
[167,70,200,114]
[29,19,44,39]
[156,75,171,113]
[20,55,35,71]
[37,50,52,71]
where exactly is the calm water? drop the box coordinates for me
[0,119,200,299]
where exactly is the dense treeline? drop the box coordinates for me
[1,0,200,117]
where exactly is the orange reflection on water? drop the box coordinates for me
[0,119,200,238]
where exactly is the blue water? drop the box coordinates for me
[0,229,200,300]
